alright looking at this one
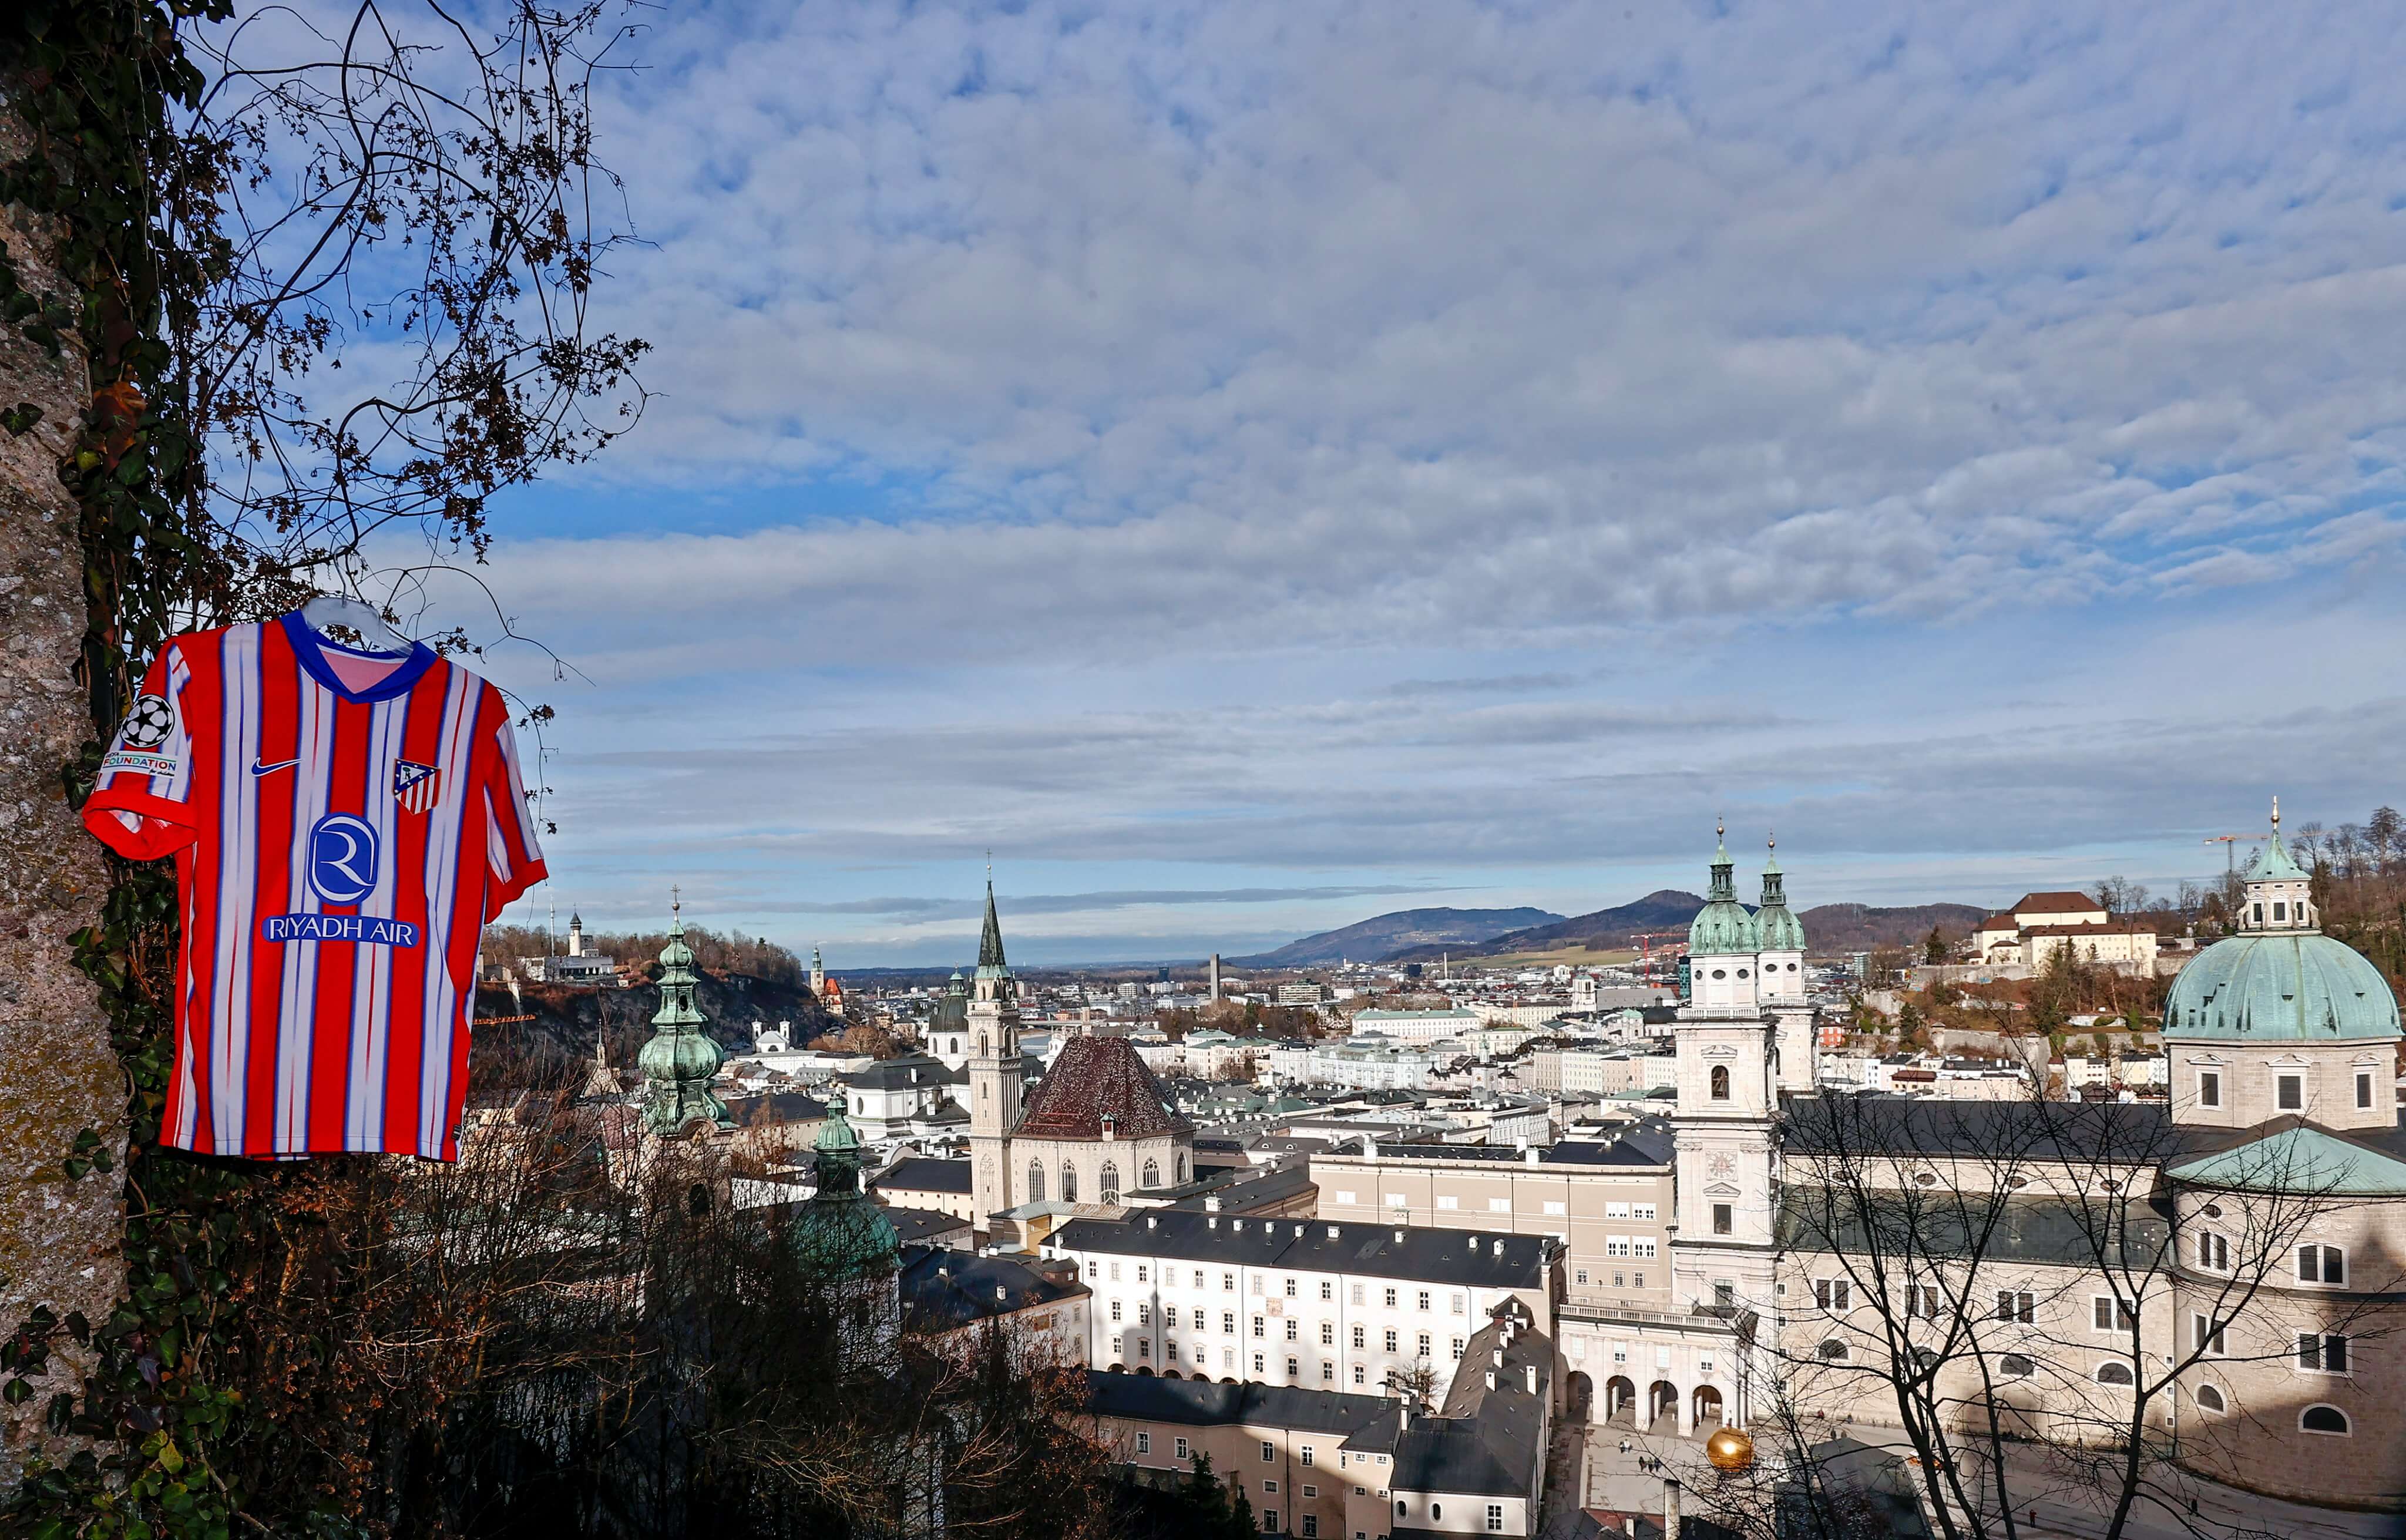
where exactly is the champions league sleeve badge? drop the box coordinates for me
[392,759,442,814]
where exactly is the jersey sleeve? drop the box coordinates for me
[83,645,201,861]
[478,692,549,920]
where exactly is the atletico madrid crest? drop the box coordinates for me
[392,759,442,813]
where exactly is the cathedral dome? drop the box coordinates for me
[1688,828,1760,956]
[2163,932,2400,1043]
[2166,802,2400,1043]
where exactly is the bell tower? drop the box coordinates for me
[967,877,1023,1233]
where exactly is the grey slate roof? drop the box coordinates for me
[1086,1369,1393,1435]
[845,1054,953,1091]
[873,1156,975,1195]
[1391,1312,1550,1499]
[1049,1211,1551,1289]
[1776,1190,2172,1270]
[900,1246,1081,1333]
[1780,1094,2189,1165]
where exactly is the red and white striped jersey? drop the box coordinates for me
[83,611,547,1161]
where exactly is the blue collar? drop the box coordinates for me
[279,610,439,703]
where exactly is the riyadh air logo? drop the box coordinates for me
[307,813,379,904]
[392,759,442,813]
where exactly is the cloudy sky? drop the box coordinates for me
[435,1,2406,965]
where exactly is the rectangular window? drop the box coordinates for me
[1451,1292,1467,1313]
[1176,1437,1189,1461]
[1384,1329,1399,1352]
[1352,1364,1365,1385]
[1352,1325,1365,1349]
[1303,1518,1319,1538]
[1418,1333,1431,1357]
[1301,1447,1315,1467]
[2092,1296,2136,1332]
[1110,1301,1123,1322]
[1137,1433,1151,1454]
[1606,1201,1631,1218]
[1417,1291,1431,1312]
[1614,1272,1625,1288]
[1138,1304,1151,1326]
[2358,1071,2375,1110]
[1285,1277,1299,1297]
[1285,1357,1298,1377]
[1488,1504,1506,1532]
[1252,1351,1265,1374]
[1335,1190,1357,1205]
[1285,1319,1298,1341]
[1489,1198,1511,1212]
[1451,1337,1465,1357]
[1436,1195,1460,1211]
[1137,1265,1148,1283]
[1816,1277,1851,1312]
[1633,1203,1658,1220]
[1634,1270,1645,1287]
[1320,1321,1335,1346]
[1543,1200,1567,1216]
[1225,1272,1236,1292]
[1906,1284,1940,1320]
[2199,1232,2229,1272]
[2199,1070,2221,1108]
[1712,1203,1733,1236]
[1994,1290,2034,1324]
[1321,1280,1334,1301]
[1252,1317,1265,1338]
[2298,1333,2350,1374]
[1383,1192,1407,1208]
[1575,1270,1590,1286]
[1263,1511,1278,1534]
[1384,1288,1398,1308]
[1194,1270,1205,1289]
[1322,1361,1333,1382]
[2193,1313,2225,1356]
[1223,1312,1236,1334]
[2298,1245,2345,1285]
[1138,1339,1150,1360]
[1351,1284,1366,1306]
[1715,1280,1736,1308]
[1251,1277,1264,1295]
[2279,1074,2304,1112]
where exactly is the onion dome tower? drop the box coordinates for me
[1754,835,1807,1002]
[1688,823,1763,1012]
[639,891,733,1137]
[792,1102,900,1280]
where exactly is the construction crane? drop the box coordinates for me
[2202,832,2271,877]
[1629,930,1686,981]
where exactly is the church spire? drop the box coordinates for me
[977,879,1008,973]
[1708,818,1738,903]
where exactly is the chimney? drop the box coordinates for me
[1665,1479,1683,1540]
[1525,1146,1540,1166]
[1485,1370,1496,1390]
[1493,1239,1504,1256]
[1209,1216,1219,1229]
[996,1285,1008,1302]
[1493,1349,1504,1369]
[1146,1215,1158,1229]
[1394,1229,1405,1243]
[1399,1404,1410,1430]
[1205,1195,1221,1212]
[1234,1218,1245,1232]
[1524,1364,1538,1395]
[1327,1225,1340,1240]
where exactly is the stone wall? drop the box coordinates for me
[0,95,129,1479]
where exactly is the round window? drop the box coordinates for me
[1711,969,1727,980]
[1736,968,1750,978]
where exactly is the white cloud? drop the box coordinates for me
[434,0,2406,958]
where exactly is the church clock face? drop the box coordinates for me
[1707,1153,1736,1179]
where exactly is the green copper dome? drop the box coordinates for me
[1689,829,1760,956]
[1755,841,1806,953]
[639,900,732,1136]
[2163,932,2401,1042]
[792,1102,898,1280]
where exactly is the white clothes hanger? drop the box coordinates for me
[299,593,414,654]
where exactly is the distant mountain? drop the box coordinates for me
[1225,907,1565,969]
[1795,902,1987,953]
[1383,890,1708,962]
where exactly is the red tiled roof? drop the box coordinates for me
[2013,891,2103,914]
[1017,1034,1195,1141]
[1977,913,2019,932]
[2021,922,2156,937]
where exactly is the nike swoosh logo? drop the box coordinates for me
[250,758,300,777]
